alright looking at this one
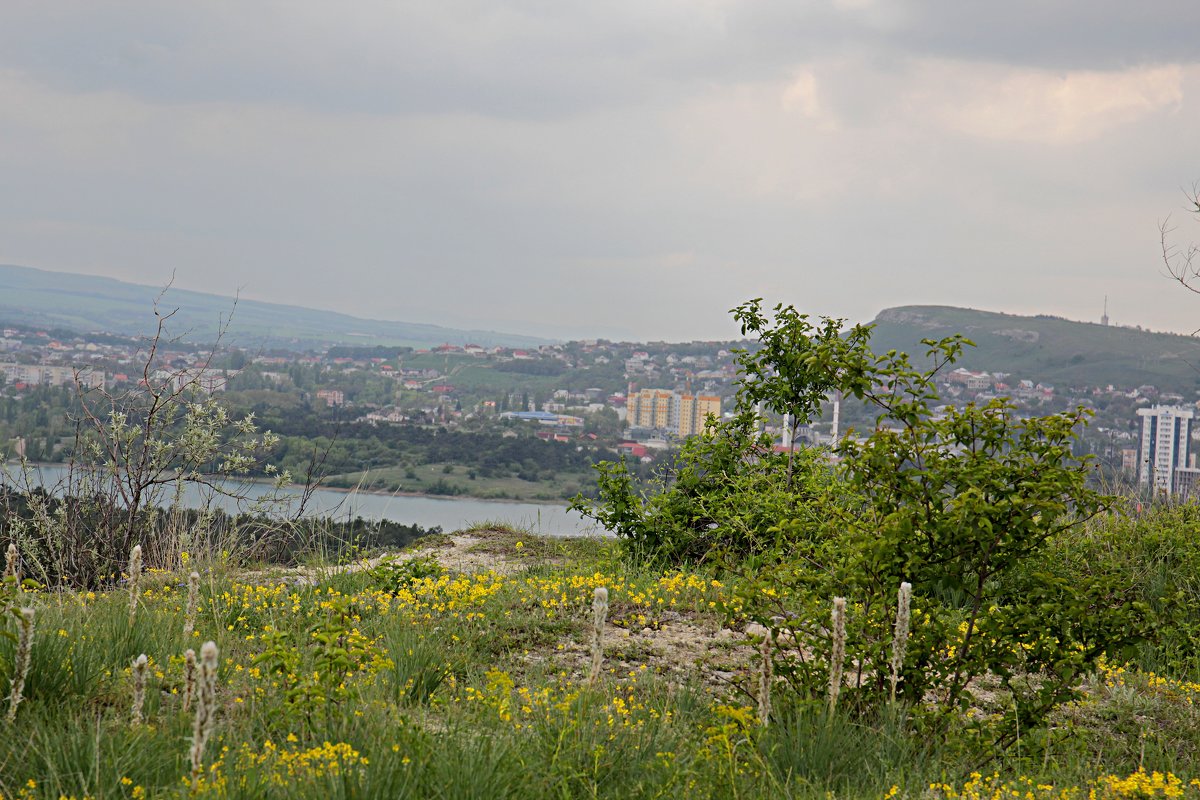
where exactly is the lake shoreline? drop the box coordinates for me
[2,460,574,509]
[2,461,594,536]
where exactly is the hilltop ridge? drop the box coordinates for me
[0,263,550,350]
[870,305,1200,393]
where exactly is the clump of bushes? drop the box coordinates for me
[575,298,1166,752]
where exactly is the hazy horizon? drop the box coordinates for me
[3,3,1200,341]
[6,260,1194,346]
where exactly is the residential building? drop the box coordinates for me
[1137,405,1195,493]
[0,362,104,389]
[672,392,721,437]
[627,388,674,429]
[1172,467,1200,500]
[947,368,992,391]
[627,388,720,437]
[316,389,345,407]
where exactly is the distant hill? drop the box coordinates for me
[0,264,550,350]
[870,306,1200,394]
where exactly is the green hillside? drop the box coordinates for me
[0,264,549,350]
[870,306,1200,393]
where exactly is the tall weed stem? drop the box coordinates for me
[182,648,197,713]
[758,630,773,726]
[183,571,200,640]
[828,597,846,718]
[3,542,17,583]
[589,586,608,685]
[127,544,142,625]
[890,582,912,703]
[131,654,148,725]
[6,607,34,722]
[190,641,219,788]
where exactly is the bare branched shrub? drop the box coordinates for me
[1160,182,1200,330]
[3,293,290,589]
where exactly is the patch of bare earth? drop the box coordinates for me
[241,528,534,586]
[410,532,757,690]
[538,614,756,693]
[257,530,757,692]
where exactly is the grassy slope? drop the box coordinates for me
[871,305,1200,393]
[1,527,1199,799]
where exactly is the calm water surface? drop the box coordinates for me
[3,463,599,538]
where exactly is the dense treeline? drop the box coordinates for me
[0,385,78,461]
[204,397,603,482]
[1,386,615,486]
[326,345,414,359]
[261,418,608,481]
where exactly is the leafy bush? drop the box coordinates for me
[1033,502,1200,677]
[577,299,1154,749]
[574,410,840,565]
[368,555,445,594]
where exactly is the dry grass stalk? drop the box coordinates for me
[183,571,200,640]
[182,648,197,713]
[890,582,912,703]
[758,630,773,726]
[127,544,143,625]
[131,654,149,725]
[828,597,847,717]
[3,542,17,583]
[190,641,220,788]
[589,586,608,685]
[6,607,35,722]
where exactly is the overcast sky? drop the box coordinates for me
[2,1,1200,341]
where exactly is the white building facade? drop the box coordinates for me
[1136,405,1198,494]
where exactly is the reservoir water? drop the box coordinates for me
[2,463,599,538]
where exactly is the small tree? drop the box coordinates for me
[730,299,871,488]
[736,331,1148,748]
[8,297,286,588]
[573,409,836,565]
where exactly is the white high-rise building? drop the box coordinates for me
[1136,405,1196,494]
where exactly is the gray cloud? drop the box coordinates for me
[13,2,1197,118]
[0,1,1199,341]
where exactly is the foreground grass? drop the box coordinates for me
[1,531,1198,799]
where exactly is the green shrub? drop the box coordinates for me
[578,298,1153,752]
[367,556,444,594]
[1034,503,1200,677]
[574,410,839,566]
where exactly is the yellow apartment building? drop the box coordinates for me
[627,388,721,437]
